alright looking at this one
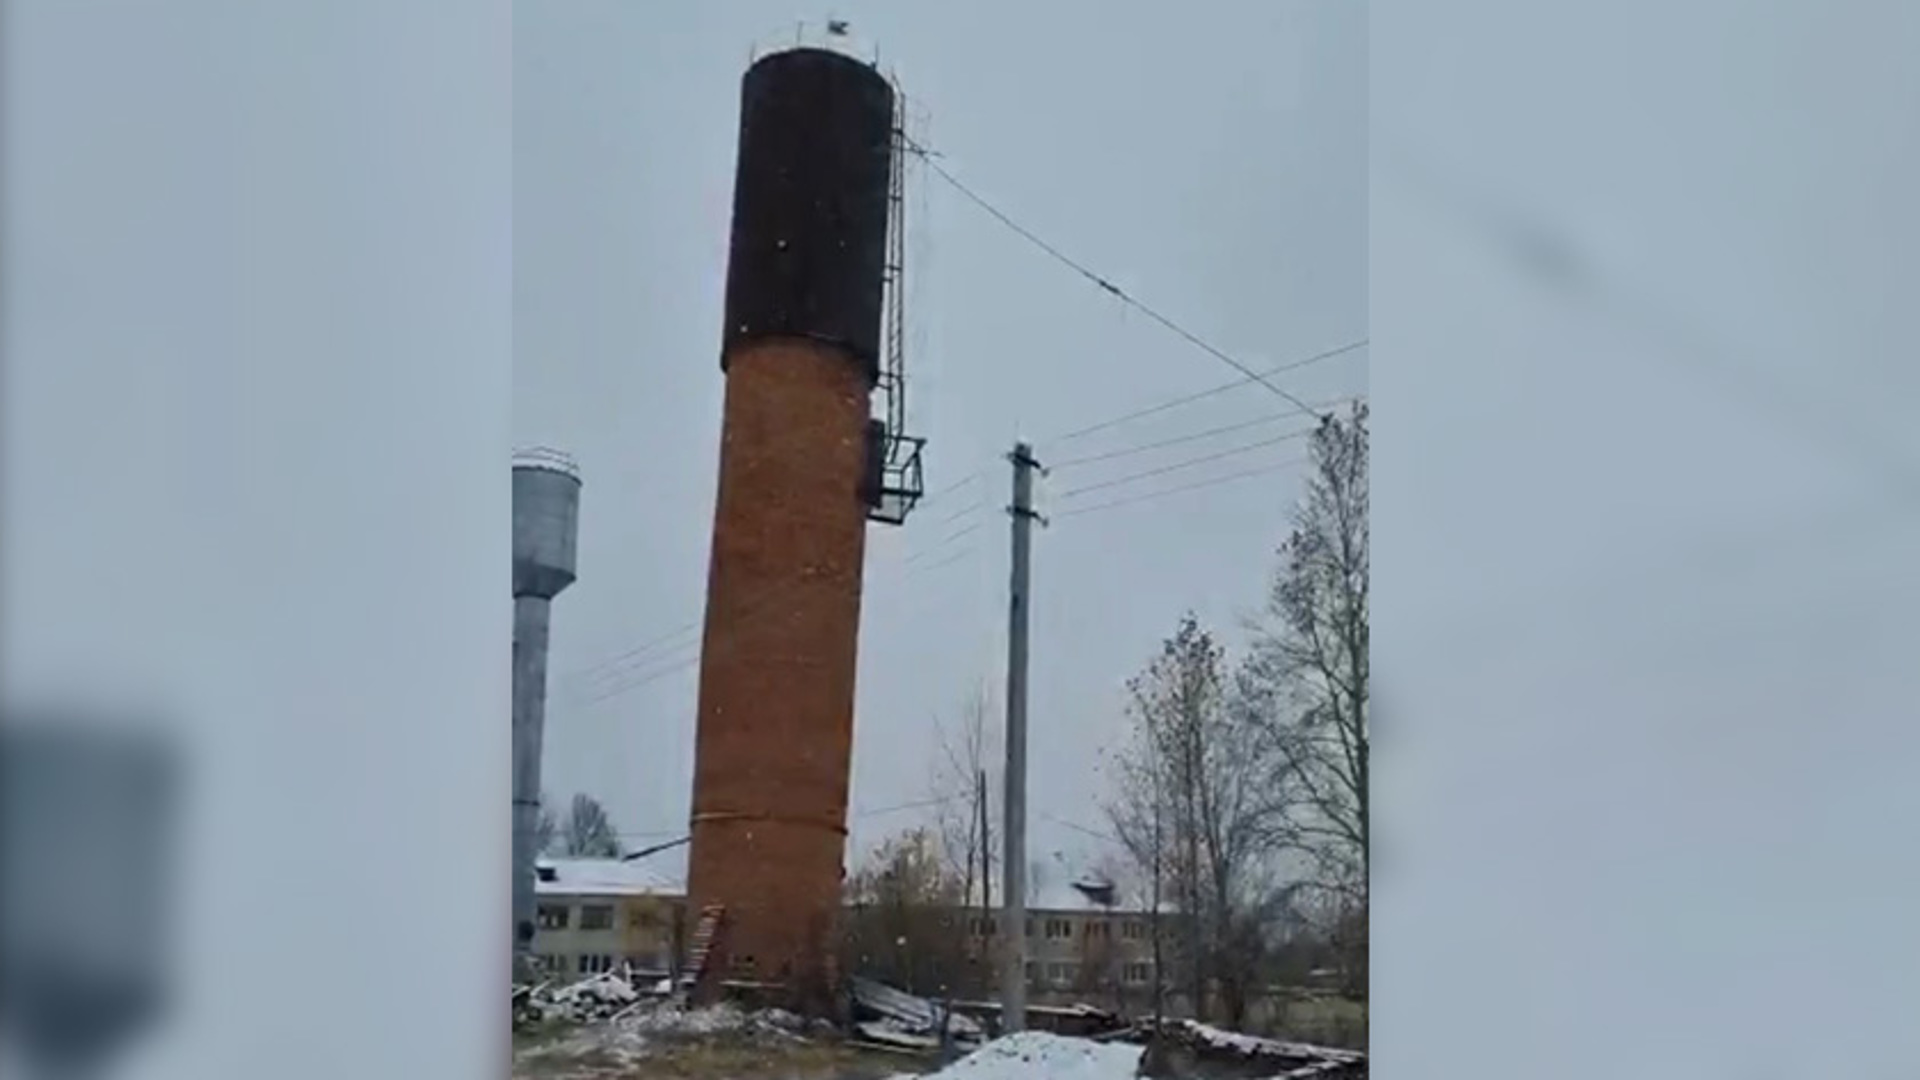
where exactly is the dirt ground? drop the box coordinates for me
[513,1029,926,1080]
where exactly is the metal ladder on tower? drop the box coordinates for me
[674,904,727,1005]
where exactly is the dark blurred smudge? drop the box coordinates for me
[0,721,177,1080]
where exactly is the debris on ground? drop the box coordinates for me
[849,977,985,1052]
[513,1001,841,1077]
[900,1022,1366,1080]
[513,971,662,1027]
[1122,1019,1366,1079]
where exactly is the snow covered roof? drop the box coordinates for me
[1024,854,1175,914]
[1029,877,1134,914]
[533,857,684,897]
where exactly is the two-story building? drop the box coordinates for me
[529,856,686,982]
[959,873,1171,1010]
[529,856,1169,1007]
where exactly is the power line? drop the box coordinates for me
[576,541,985,707]
[1052,458,1308,520]
[911,147,1328,415]
[1041,811,1125,848]
[902,520,984,565]
[562,616,706,689]
[855,793,967,820]
[1050,414,1317,471]
[1053,430,1312,501]
[921,498,986,531]
[905,546,979,577]
[564,461,993,691]
[920,469,983,507]
[589,793,973,851]
[1042,340,1368,447]
[567,502,990,693]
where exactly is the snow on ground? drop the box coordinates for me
[912,1032,1144,1080]
[514,1002,813,1074]
[1181,1020,1367,1065]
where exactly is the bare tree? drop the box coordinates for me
[561,792,623,858]
[928,682,999,915]
[1104,614,1274,1026]
[534,790,558,856]
[841,827,972,997]
[1242,402,1369,998]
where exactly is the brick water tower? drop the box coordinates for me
[684,41,923,1008]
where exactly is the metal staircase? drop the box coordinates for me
[864,99,926,526]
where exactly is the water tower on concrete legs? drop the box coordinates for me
[511,447,582,975]
[685,39,925,1013]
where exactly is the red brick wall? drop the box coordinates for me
[686,337,871,998]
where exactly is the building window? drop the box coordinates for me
[1084,919,1110,939]
[1023,962,1039,983]
[538,954,567,974]
[970,916,997,937]
[577,954,614,975]
[629,906,662,930]
[579,904,614,930]
[1024,917,1035,938]
[1044,918,1072,939]
[1045,963,1072,984]
[1122,920,1144,940]
[1123,962,1150,984]
[537,904,570,930]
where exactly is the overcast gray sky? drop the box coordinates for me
[513,0,1366,878]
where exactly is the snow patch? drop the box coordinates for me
[917,1032,1144,1080]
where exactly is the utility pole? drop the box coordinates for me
[978,767,992,910]
[977,766,992,1001]
[1000,440,1042,1033]
[1150,744,1165,1026]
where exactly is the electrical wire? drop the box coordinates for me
[576,541,984,707]
[1041,340,1368,448]
[1051,458,1309,520]
[922,497,986,529]
[581,792,973,851]
[902,546,978,577]
[1053,430,1312,501]
[566,498,990,693]
[910,145,1333,415]
[1041,811,1126,848]
[1049,414,1318,472]
[903,519,984,565]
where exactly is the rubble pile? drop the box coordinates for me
[848,977,985,1053]
[513,971,666,1028]
[513,999,827,1075]
[1121,1019,1366,1080]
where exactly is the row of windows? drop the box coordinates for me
[537,950,1150,985]
[1018,961,1156,986]
[967,916,1150,940]
[540,902,1149,941]
[536,903,669,932]
[533,952,671,976]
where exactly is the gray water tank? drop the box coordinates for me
[512,448,581,600]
